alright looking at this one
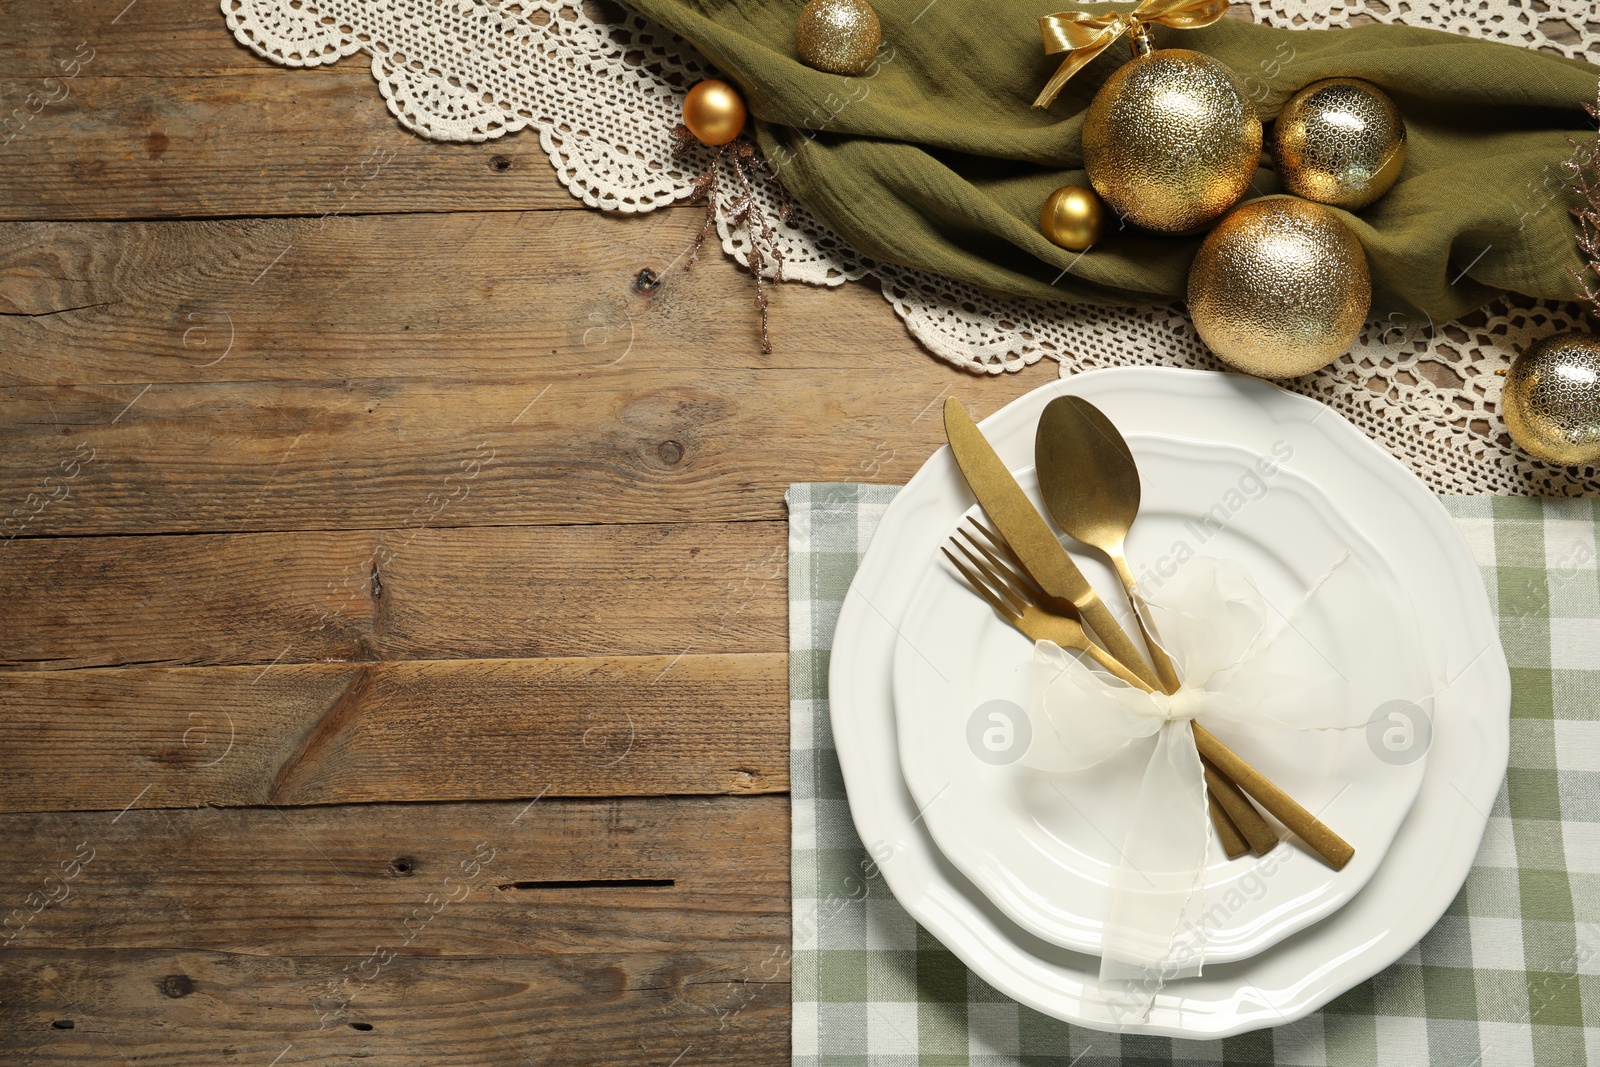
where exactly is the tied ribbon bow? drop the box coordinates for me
[1023,555,1422,1023]
[1033,0,1231,108]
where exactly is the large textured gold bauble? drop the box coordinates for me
[1502,332,1600,466]
[1187,197,1371,378]
[795,0,881,76]
[1083,49,1262,234]
[1273,78,1407,210]
[682,80,747,146]
[1039,185,1105,252]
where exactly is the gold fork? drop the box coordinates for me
[943,518,1152,690]
[944,518,1354,869]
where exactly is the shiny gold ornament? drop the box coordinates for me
[795,0,881,76]
[1272,78,1407,210]
[1083,47,1262,234]
[1502,332,1600,465]
[1039,185,1105,251]
[682,80,747,146]
[1187,197,1371,378]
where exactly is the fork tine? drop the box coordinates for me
[964,516,1086,622]
[949,537,1027,617]
[941,547,1020,623]
[966,517,1034,587]
[955,525,1036,607]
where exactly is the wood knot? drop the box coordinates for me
[159,974,195,998]
[385,857,416,877]
[578,965,628,997]
[633,268,661,294]
[489,154,513,172]
[657,440,685,466]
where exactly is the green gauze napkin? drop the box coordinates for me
[789,483,1600,1066]
[626,0,1598,322]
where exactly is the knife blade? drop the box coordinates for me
[943,397,1161,689]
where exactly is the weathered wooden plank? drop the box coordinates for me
[0,363,1017,536]
[0,521,785,670]
[1,948,788,1067]
[0,795,787,953]
[3,946,788,1066]
[0,0,372,76]
[0,72,584,221]
[0,654,786,812]
[0,0,611,222]
[0,795,789,1065]
[0,211,913,386]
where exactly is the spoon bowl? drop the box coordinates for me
[1035,395,1181,693]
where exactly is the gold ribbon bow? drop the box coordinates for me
[1033,0,1231,109]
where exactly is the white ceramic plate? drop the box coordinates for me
[828,368,1508,1037]
[892,434,1434,962]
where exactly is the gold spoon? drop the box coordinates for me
[1034,395,1182,695]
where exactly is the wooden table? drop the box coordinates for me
[0,2,1050,1062]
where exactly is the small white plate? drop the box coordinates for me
[828,368,1508,1037]
[892,435,1433,961]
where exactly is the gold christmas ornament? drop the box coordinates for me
[682,80,747,146]
[1039,185,1105,251]
[1501,332,1600,466]
[1272,78,1407,210]
[1187,197,1372,378]
[795,0,881,76]
[1082,46,1263,233]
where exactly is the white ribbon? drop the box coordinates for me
[1028,555,1372,1023]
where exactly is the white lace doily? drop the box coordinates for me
[222,0,1600,495]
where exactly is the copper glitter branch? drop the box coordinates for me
[673,124,796,354]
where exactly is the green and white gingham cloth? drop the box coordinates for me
[787,484,1600,1067]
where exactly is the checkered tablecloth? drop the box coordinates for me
[788,483,1600,1066]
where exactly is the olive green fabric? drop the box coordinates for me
[628,0,1599,321]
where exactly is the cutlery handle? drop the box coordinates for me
[1208,793,1251,860]
[1078,628,1298,864]
[1078,595,1162,691]
[1079,640,1269,861]
[1111,554,1183,695]
[1192,724,1355,871]
[1076,636,1156,692]
[1202,763,1278,856]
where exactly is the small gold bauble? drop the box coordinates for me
[1272,78,1407,210]
[682,79,747,146]
[1039,185,1105,252]
[795,0,881,76]
[1187,197,1371,378]
[1083,49,1262,234]
[1502,332,1600,466]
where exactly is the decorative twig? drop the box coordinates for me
[1563,84,1600,321]
[673,125,796,354]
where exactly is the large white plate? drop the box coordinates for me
[828,368,1508,1037]
[892,434,1434,961]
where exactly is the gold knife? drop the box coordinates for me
[943,397,1162,690]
